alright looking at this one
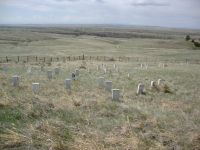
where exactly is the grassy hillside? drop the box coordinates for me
[0,26,200,149]
[0,61,200,149]
[0,26,199,60]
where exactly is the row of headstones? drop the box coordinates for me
[97,64,119,74]
[97,76,166,101]
[140,63,167,69]
[137,79,165,94]
[11,68,80,94]
[96,63,167,74]
[11,67,166,97]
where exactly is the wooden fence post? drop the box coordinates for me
[6,56,8,62]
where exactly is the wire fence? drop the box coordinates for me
[0,55,200,64]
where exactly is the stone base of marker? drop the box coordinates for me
[112,89,120,101]
[32,83,40,94]
[98,77,105,88]
[65,79,72,90]
[47,70,53,80]
[105,81,112,92]
[137,83,145,95]
[12,75,20,86]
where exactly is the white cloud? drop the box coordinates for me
[0,0,199,29]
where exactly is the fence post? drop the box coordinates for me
[36,56,38,62]
[6,56,8,62]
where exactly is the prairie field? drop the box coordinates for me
[0,25,200,150]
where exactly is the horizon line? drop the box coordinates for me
[0,23,200,30]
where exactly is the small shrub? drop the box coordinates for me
[108,58,115,61]
[185,35,190,41]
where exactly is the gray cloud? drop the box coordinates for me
[96,0,104,3]
[53,0,80,2]
[131,1,170,7]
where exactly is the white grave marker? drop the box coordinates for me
[54,67,60,75]
[65,79,72,90]
[158,79,165,86]
[98,77,105,87]
[137,83,145,95]
[150,81,156,89]
[105,81,112,92]
[112,89,120,101]
[97,65,101,71]
[12,75,20,86]
[47,70,53,80]
[32,83,40,94]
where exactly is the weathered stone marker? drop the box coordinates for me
[98,77,105,87]
[158,79,165,86]
[140,64,144,68]
[32,83,40,94]
[97,65,101,71]
[150,81,156,89]
[54,67,60,75]
[65,79,72,90]
[75,69,79,76]
[27,67,32,75]
[103,68,107,74]
[12,75,20,86]
[137,83,145,95]
[105,81,112,92]
[47,70,53,80]
[145,64,148,69]
[112,89,120,101]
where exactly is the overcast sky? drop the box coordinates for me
[0,0,199,29]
